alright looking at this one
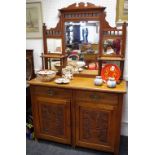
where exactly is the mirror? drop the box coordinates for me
[65,21,99,46]
[64,21,100,74]
[102,38,122,56]
[47,38,62,54]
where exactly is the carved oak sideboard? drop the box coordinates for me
[28,77,126,155]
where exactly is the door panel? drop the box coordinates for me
[75,101,117,151]
[35,96,71,144]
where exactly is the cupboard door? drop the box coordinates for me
[75,101,117,152]
[33,96,71,144]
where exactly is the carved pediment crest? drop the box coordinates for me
[60,2,105,11]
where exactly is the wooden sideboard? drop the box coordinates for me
[28,77,126,155]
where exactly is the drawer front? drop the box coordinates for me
[31,86,71,99]
[75,90,118,105]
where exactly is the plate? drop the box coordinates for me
[101,64,121,81]
[54,78,70,84]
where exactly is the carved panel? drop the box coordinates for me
[64,12,100,19]
[103,30,123,37]
[60,2,105,21]
[46,30,62,36]
[80,108,109,144]
[40,103,65,137]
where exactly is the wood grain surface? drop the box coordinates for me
[28,77,127,93]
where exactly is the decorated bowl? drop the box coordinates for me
[36,70,56,82]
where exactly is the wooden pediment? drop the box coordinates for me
[59,2,105,11]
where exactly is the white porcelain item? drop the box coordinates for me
[94,76,103,86]
[107,77,116,88]
[54,78,70,84]
[76,61,86,68]
[78,68,83,72]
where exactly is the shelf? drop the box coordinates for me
[74,69,98,78]
[41,53,67,59]
[103,35,122,39]
[98,57,125,61]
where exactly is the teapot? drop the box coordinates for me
[107,77,116,88]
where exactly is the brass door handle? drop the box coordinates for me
[89,94,101,100]
[44,128,49,132]
[47,89,55,96]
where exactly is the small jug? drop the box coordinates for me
[107,77,116,88]
[94,76,103,86]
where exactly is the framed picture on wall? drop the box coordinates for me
[116,0,128,23]
[26,2,43,39]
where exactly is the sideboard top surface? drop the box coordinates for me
[28,77,127,94]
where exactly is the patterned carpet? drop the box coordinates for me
[26,136,128,155]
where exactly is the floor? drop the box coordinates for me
[26,136,128,155]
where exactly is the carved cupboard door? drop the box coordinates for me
[75,101,117,152]
[33,96,71,144]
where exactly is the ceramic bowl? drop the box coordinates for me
[36,70,56,82]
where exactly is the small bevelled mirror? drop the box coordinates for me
[47,38,62,54]
[102,38,122,56]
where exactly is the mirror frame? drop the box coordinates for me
[42,2,127,78]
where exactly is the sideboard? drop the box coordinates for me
[28,77,126,155]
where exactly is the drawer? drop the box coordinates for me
[75,90,118,105]
[31,86,71,99]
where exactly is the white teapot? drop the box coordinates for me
[107,77,116,88]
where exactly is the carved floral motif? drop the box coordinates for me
[81,109,109,144]
[40,104,64,136]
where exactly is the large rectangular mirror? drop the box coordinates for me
[65,21,99,46]
[64,21,100,75]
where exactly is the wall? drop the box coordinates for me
[26,0,128,136]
